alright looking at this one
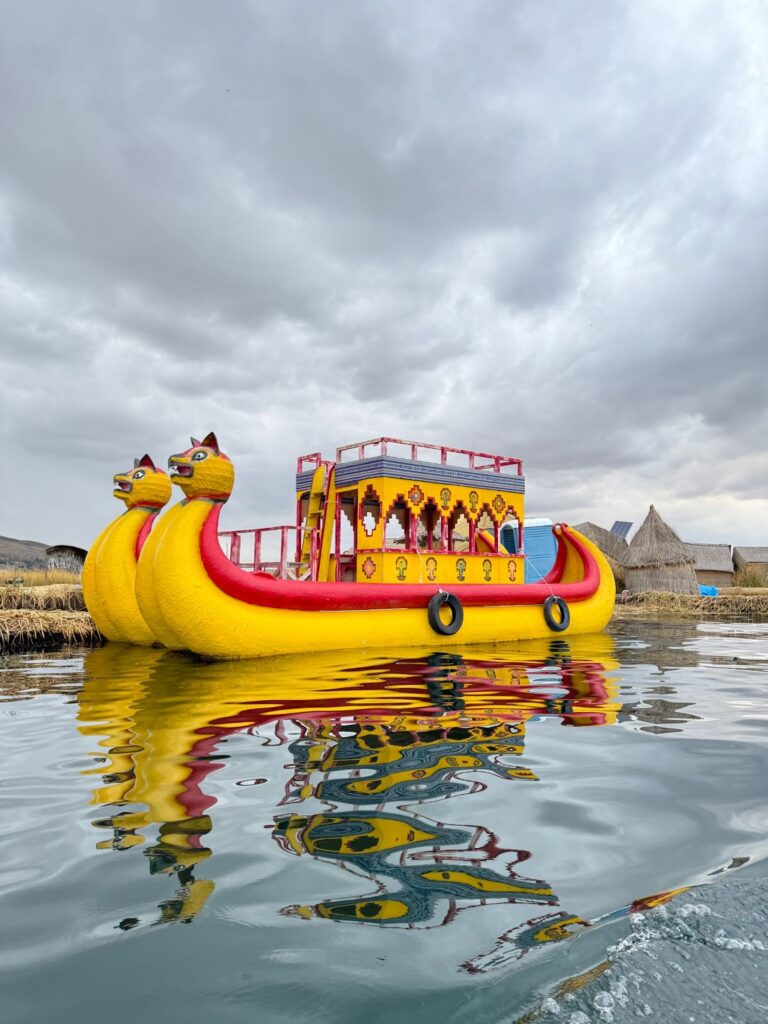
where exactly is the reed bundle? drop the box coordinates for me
[0,610,101,652]
[0,584,85,611]
[1,569,81,587]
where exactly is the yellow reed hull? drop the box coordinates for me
[82,506,157,645]
[135,501,188,650]
[145,500,616,660]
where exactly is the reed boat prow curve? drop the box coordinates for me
[82,454,171,645]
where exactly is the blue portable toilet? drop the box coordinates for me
[500,518,558,582]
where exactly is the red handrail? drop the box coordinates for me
[330,437,523,475]
[219,525,319,580]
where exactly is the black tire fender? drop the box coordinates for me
[543,595,570,632]
[427,592,464,635]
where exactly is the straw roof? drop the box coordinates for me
[622,506,694,569]
[684,543,733,574]
[622,506,699,595]
[733,546,768,565]
[574,522,629,562]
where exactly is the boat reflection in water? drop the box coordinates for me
[77,637,685,965]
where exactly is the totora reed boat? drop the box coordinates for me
[83,435,615,659]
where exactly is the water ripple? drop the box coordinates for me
[1,624,768,1024]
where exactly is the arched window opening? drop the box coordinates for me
[336,495,357,555]
[448,503,470,553]
[383,498,410,550]
[418,499,441,550]
[500,510,522,554]
[477,503,500,554]
[359,485,382,538]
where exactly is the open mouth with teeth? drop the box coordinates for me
[168,460,194,478]
[113,477,133,492]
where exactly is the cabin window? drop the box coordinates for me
[383,498,410,550]
[477,504,500,554]
[418,499,440,550]
[337,494,357,554]
[501,513,521,554]
[360,485,382,538]
[447,503,470,553]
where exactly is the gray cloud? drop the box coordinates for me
[1,0,767,549]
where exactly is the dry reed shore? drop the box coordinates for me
[613,588,768,620]
[0,581,101,653]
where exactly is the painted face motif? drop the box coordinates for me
[167,432,235,500]
[113,455,172,509]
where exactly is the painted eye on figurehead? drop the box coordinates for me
[132,470,146,479]
[192,450,208,462]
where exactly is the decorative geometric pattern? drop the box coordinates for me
[362,556,377,579]
[408,485,425,508]
[492,494,506,516]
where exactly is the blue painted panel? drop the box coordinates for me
[501,521,558,582]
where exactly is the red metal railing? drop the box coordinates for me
[219,526,319,581]
[296,452,323,473]
[332,437,523,476]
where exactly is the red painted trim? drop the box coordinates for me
[134,510,160,560]
[542,531,567,584]
[200,505,601,611]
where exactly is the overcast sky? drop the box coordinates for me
[1,0,767,549]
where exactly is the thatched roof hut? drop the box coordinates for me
[684,543,734,588]
[574,522,629,562]
[732,547,768,577]
[46,545,87,574]
[622,506,699,595]
[574,522,628,589]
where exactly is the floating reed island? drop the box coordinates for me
[0,583,100,653]
[613,589,768,620]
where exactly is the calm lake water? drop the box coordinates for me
[3,620,768,1024]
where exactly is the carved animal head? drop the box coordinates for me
[167,432,234,500]
[113,454,172,509]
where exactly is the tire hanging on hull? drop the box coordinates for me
[428,592,464,636]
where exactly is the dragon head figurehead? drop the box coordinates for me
[167,432,234,501]
[113,454,172,510]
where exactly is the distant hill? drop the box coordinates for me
[0,535,50,569]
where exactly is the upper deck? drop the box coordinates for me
[296,437,525,494]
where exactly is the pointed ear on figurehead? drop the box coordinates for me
[190,437,202,448]
[137,454,156,469]
[201,431,220,454]
[133,458,140,468]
